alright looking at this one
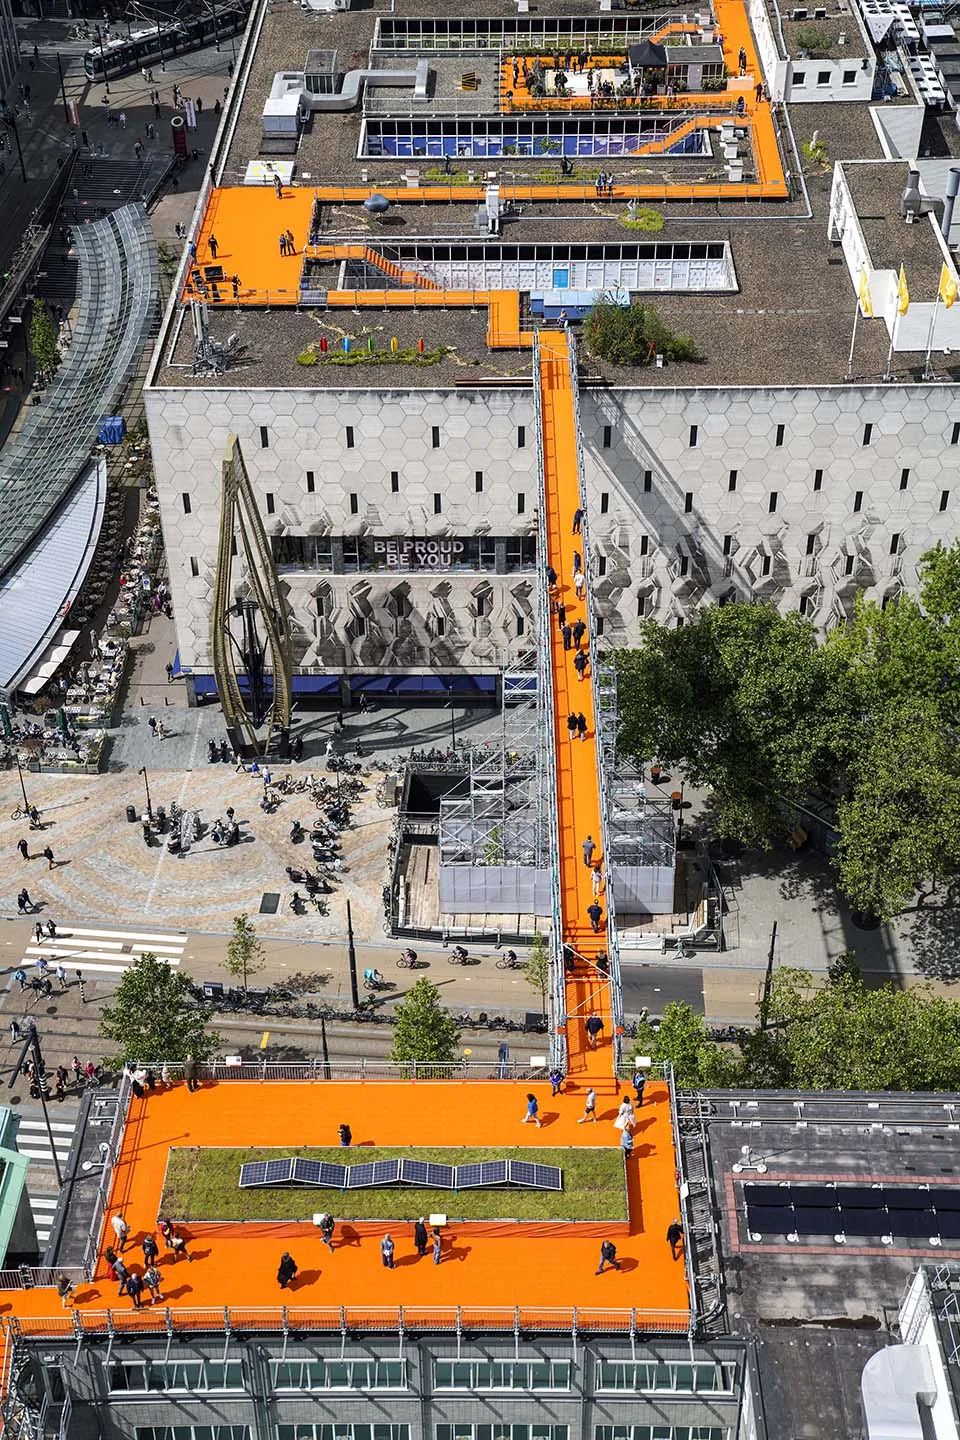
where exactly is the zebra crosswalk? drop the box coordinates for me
[16,1112,76,1245]
[15,1114,77,1165]
[17,924,187,978]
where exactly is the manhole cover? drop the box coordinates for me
[259,892,280,915]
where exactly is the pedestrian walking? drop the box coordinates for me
[286,228,295,253]
[112,1214,130,1251]
[582,834,595,867]
[585,1013,604,1049]
[126,1271,144,1308]
[56,1274,74,1308]
[148,714,157,736]
[184,1055,198,1092]
[114,1257,130,1292]
[615,1096,634,1130]
[17,838,28,861]
[556,601,567,628]
[414,1217,428,1256]
[633,1070,647,1106]
[9,1020,20,1043]
[119,110,127,128]
[666,1219,683,1260]
[231,274,240,300]
[562,622,573,650]
[42,846,55,869]
[274,174,283,199]
[56,964,66,990]
[596,1239,621,1274]
[133,140,142,160]
[71,1056,82,1085]
[572,618,586,650]
[142,1233,159,1266]
[522,1092,542,1128]
[546,565,557,588]
[381,1234,395,1268]
[318,1213,335,1250]
[549,1066,563,1096]
[55,1066,67,1100]
[567,712,578,740]
[157,720,166,740]
[587,900,603,933]
[277,1251,298,1288]
[574,650,588,681]
[578,1086,597,1122]
[620,1126,634,1156]
[432,1228,443,1264]
[572,507,583,534]
[169,1231,192,1262]
[143,1265,164,1302]
[76,971,86,1003]
[279,232,287,255]
[591,863,604,897]
[574,570,586,599]
[338,1122,352,1147]
[209,233,218,259]
[576,712,587,741]
[46,920,56,938]
[35,956,48,977]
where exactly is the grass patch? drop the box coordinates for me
[162,1147,626,1223]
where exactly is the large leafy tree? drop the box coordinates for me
[100,953,220,1063]
[28,299,59,377]
[523,932,550,1016]
[835,698,960,920]
[630,1002,736,1088]
[616,604,842,842]
[756,966,960,1092]
[389,978,461,1065]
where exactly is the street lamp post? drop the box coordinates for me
[138,766,153,819]
[346,899,359,1010]
[1,109,27,183]
[8,1026,64,1188]
[14,753,30,814]
[95,25,109,95]
[447,683,457,752]
[56,52,70,126]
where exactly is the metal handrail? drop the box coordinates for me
[82,1071,132,1274]
[0,1267,89,1291]
[8,1303,691,1337]
[135,1060,553,1082]
[665,1063,698,1332]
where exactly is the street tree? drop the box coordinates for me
[389,978,461,1065]
[835,698,960,921]
[616,604,841,842]
[100,953,220,1064]
[224,912,266,992]
[629,1002,736,1088]
[28,299,59,378]
[523,932,550,1016]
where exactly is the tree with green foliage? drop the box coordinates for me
[28,299,60,377]
[523,932,550,1016]
[835,698,960,920]
[629,1002,736,1088]
[616,603,844,842]
[224,912,265,991]
[100,953,220,1063]
[583,300,698,367]
[389,978,461,1065]
[754,966,960,1092]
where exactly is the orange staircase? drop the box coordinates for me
[634,115,721,156]
[536,332,616,1090]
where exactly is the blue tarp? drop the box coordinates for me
[349,674,497,696]
[98,416,125,445]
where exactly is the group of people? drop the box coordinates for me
[277,1216,447,1287]
[98,1215,192,1307]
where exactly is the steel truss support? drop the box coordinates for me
[211,435,293,758]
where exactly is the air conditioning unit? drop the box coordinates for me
[791,7,808,19]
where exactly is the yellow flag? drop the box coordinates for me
[897,264,910,316]
[858,268,873,318]
[940,262,959,309]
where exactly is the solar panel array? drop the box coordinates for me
[745,1183,960,1242]
[239,1157,563,1192]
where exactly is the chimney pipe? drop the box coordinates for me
[900,167,923,221]
[941,166,960,239]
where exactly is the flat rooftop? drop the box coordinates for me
[780,12,868,60]
[9,1077,689,1331]
[843,159,947,292]
[152,0,950,391]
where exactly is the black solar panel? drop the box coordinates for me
[291,1158,346,1187]
[933,1191,960,1212]
[346,1160,402,1189]
[399,1160,455,1188]
[885,1189,933,1211]
[344,1162,378,1189]
[239,1158,295,1188]
[832,1207,888,1235]
[834,1186,884,1208]
[889,1210,936,1239]
[745,1205,793,1235]
[934,1211,960,1239]
[793,1206,845,1236]
[789,1186,841,1209]
[744,1184,792,1207]
[457,1160,509,1188]
[509,1161,562,1191]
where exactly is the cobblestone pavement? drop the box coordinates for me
[0,765,394,943]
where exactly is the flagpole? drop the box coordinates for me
[923,291,941,382]
[846,293,860,380]
[884,263,903,382]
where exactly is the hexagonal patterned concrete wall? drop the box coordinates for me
[145,380,960,676]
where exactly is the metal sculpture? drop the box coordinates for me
[211,436,293,757]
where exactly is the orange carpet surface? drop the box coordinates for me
[3,1080,688,1329]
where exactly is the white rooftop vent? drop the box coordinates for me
[860,1345,936,1440]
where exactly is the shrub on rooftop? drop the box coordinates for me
[583,299,699,366]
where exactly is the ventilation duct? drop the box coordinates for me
[860,1345,937,1440]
